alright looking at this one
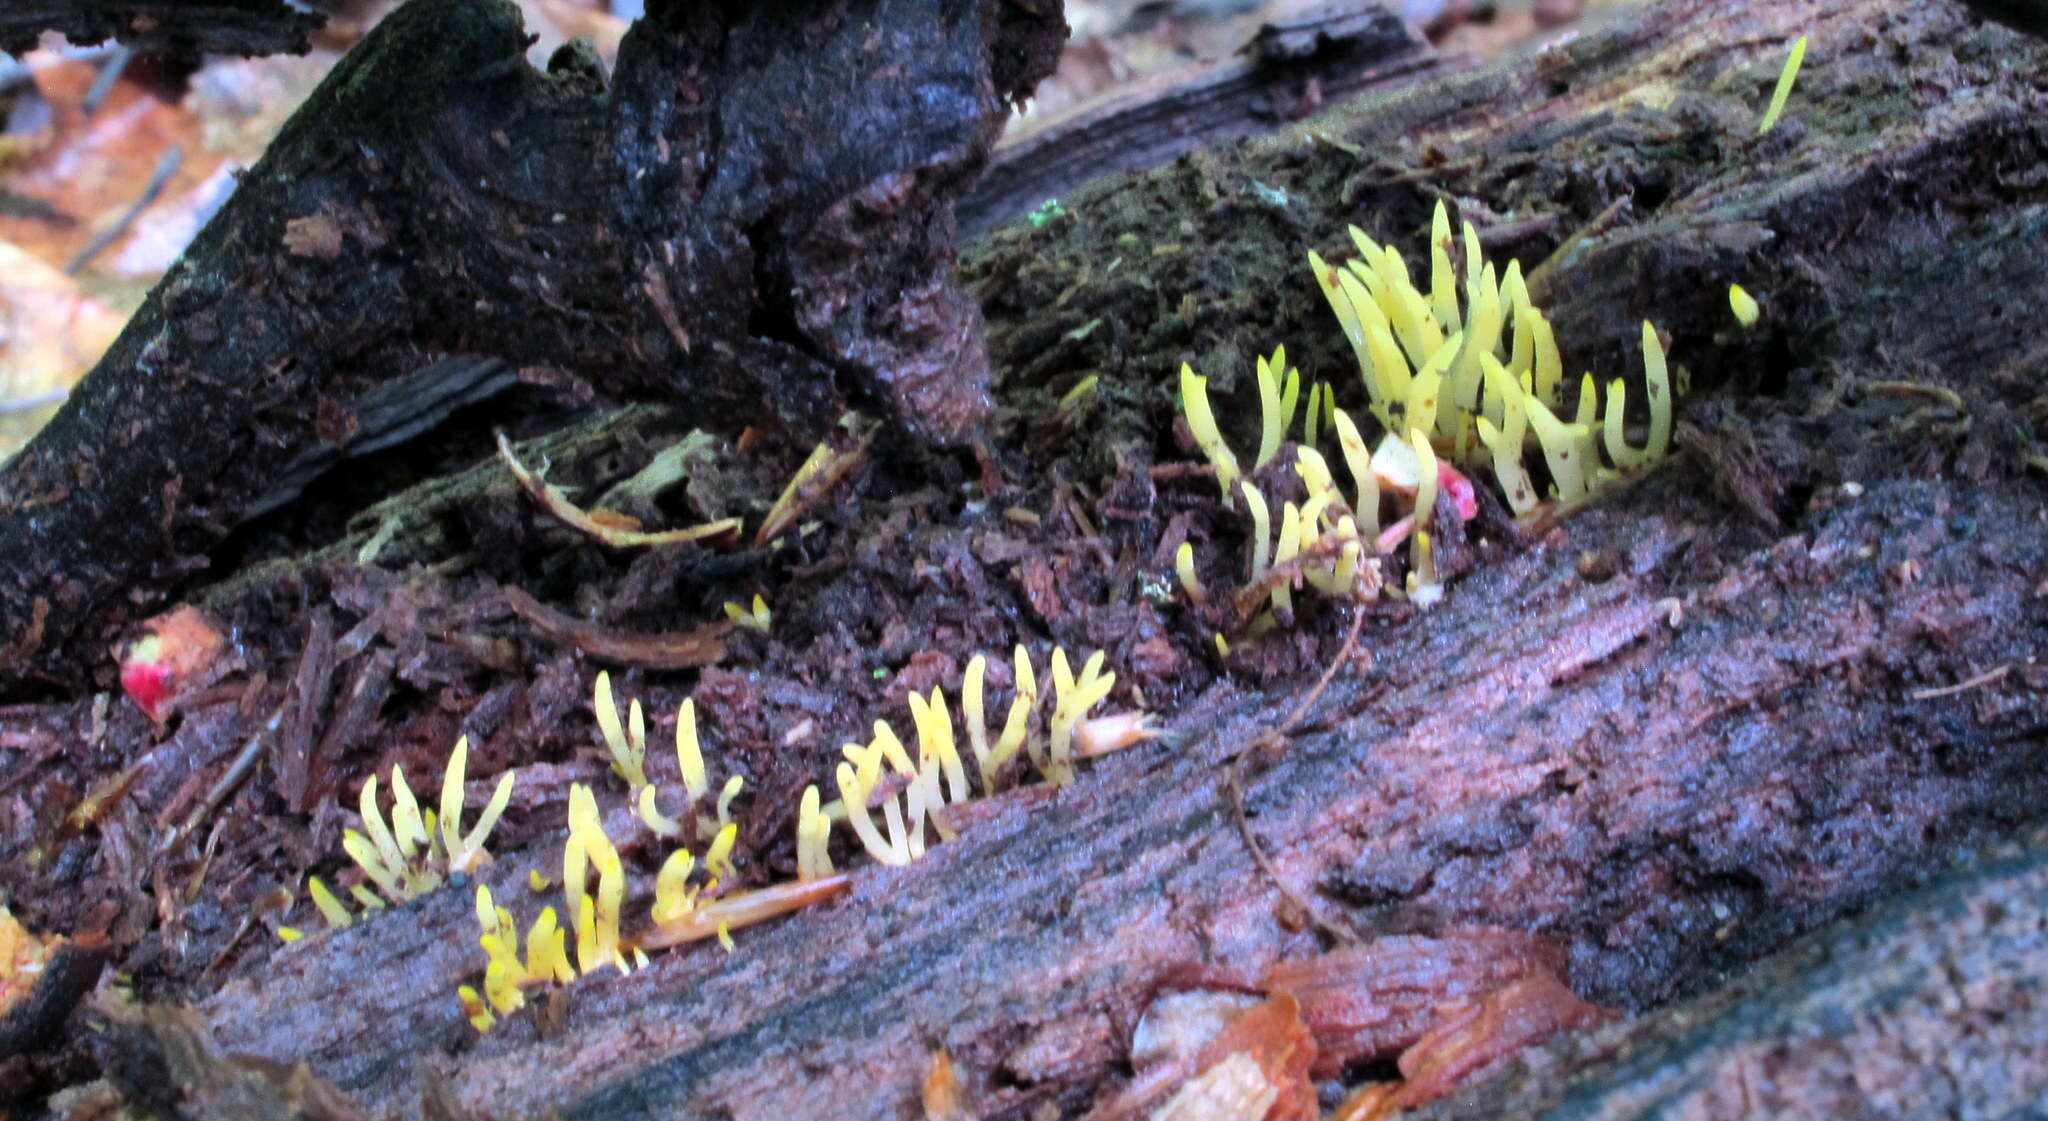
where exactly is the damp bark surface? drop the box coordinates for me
[0,0,323,57]
[4,0,2048,1118]
[0,0,1064,694]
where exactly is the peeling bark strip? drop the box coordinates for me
[0,0,1067,695]
[0,0,322,58]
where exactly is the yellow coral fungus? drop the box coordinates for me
[1758,35,1807,135]
[1175,542,1210,607]
[1306,200,1677,524]
[1729,283,1761,327]
[323,734,518,929]
[795,785,835,882]
[675,697,708,801]
[594,671,649,789]
[1253,346,1300,470]
[457,653,1147,1033]
[722,595,772,633]
[1180,363,1242,504]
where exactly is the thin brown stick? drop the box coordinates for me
[1910,664,2011,701]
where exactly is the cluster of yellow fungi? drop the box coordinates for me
[279,649,1150,1032]
[456,652,1148,1031]
[278,736,515,940]
[1179,200,1675,617]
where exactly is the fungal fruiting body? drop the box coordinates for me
[1178,348,1401,629]
[1758,35,1807,134]
[458,648,1151,1032]
[1309,201,1674,523]
[1729,284,1760,326]
[1176,202,1676,620]
[292,735,516,936]
[819,643,1147,877]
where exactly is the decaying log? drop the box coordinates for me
[960,4,1438,238]
[0,0,322,58]
[55,0,2048,1117]
[194,471,2048,1120]
[1410,836,2048,1119]
[0,0,1066,694]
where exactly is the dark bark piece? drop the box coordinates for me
[100,999,371,1121]
[1408,838,2048,1120]
[961,3,1435,239]
[0,0,1066,696]
[0,0,321,58]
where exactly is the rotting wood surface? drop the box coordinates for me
[0,0,1066,693]
[0,0,322,58]
[1409,835,2048,1119]
[11,0,2048,1117]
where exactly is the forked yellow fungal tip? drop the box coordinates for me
[1729,283,1760,326]
[277,926,303,943]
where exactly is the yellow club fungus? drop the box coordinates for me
[795,785,835,882]
[715,775,745,829]
[1270,502,1302,620]
[321,734,518,931]
[704,822,739,881]
[456,651,1149,1032]
[722,595,772,633]
[307,878,353,928]
[439,736,515,874]
[1301,198,1678,534]
[1758,35,1807,135]
[1175,542,1210,607]
[594,671,649,790]
[1729,283,1760,327]
[676,697,708,802]
[1253,346,1301,470]
[636,784,684,839]
[1047,649,1118,787]
[1407,429,1439,600]
[1242,483,1273,585]
[654,848,700,924]
[1180,364,1242,504]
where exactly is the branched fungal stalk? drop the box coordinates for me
[1306,200,1677,526]
[300,734,518,937]
[722,595,772,633]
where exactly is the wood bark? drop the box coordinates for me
[1409,837,2048,1119]
[959,4,1438,238]
[0,0,1065,695]
[0,0,322,57]
[86,0,2046,1118]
